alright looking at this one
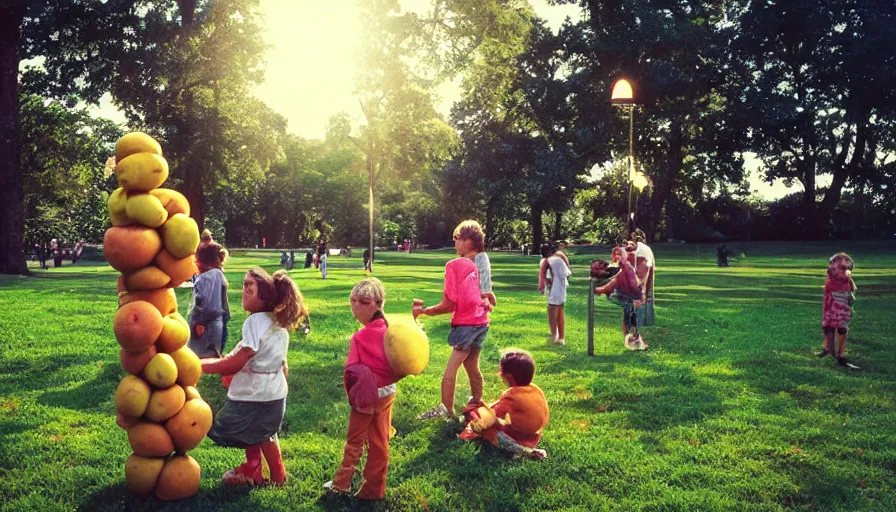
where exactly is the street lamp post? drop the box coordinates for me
[611,79,635,236]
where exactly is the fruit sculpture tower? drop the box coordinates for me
[104,132,212,501]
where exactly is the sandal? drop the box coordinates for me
[222,462,263,486]
[323,480,350,495]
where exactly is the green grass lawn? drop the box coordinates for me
[1,241,894,511]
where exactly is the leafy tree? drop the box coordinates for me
[19,94,122,245]
[725,0,896,238]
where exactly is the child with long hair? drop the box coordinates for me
[413,220,491,420]
[200,267,309,487]
[324,277,399,501]
[187,242,230,358]
[545,244,571,346]
[819,252,858,368]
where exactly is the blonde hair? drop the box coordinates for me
[246,267,309,330]
[351,277,387,323]
[453,219,485,252]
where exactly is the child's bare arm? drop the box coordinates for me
[482,291,497,307]
[413,292,456,319]
[201,346,256,375]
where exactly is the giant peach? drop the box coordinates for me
[124,454,166,496]
[169,347,202,387]
[123,266,171,291]
[115,132,162,162]
[103,226,162,273]
[143,353,178,388]
[159,214,199,259]
[144,385,186,423]
[156,313,189,354]
[114,375,152,418]
[127,422,175,457]
[153,249,198,287]
[125,193,168,228]
[155,454,200,501]
[116,153,169,193]
[114,300,164,352]
[165,398,212,451]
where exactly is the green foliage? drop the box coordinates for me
[19,94,122,244]
[1,241,895,510]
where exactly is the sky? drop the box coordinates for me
[82,0,797,200]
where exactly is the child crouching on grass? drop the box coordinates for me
[324,277,398,502]
[459,349,549,460]
[818,252,858,368]
[200,267,309,487]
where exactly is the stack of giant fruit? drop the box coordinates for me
[105,132,212,500]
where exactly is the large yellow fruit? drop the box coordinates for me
[108,187,132,226]
[155,454,200,501]
[116,153,169,193]
[115,132,162,162]
[153,249,198,288]
[183,386,202,401]
[104,226,162,273]
[151,188,190,217]
[115,375,152,418]
[144,385,186,423]
[143,353,178,388]
[165,398,213,451]
[156,313,189,353]
[384,315,430,378]
[159,214,200,259]
[125,193,168,228]
[124,454,166,497]
[169,347,202,387]
[127,422,175,457]
[114,300,164,352]
[119,286,177,317]
[120,346,157,375]
[123,266,171,291]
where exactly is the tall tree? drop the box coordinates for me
[726,0,896,238]
[0,0,29,274]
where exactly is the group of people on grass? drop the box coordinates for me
[179,220,859,505]
[184,220,548,505]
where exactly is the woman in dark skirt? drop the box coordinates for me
[201,267,309,487]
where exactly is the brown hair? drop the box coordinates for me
[195,241,228,270]
[245,267,309,330]
[500,349,535,386]
[828,252,857,291]
[453,220,485,252]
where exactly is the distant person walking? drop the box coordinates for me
[317,238,329,279]
[187,242,231,358]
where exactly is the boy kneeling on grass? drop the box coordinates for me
[458,349,549,460]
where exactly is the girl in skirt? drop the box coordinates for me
[200,267,309,486]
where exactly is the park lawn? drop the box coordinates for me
[0,241,894,512]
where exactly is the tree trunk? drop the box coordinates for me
[644,119,683,244]
[530,203,544,250]
[485,195,495,249]
[553,210,562,242]
[185,173,205,232]
[819,115,869,231]
[0,1,28,275]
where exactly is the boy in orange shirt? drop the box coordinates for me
[459,349,549,459]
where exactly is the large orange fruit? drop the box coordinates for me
[165,398,212,451]
[155,454,201,501]
[114,301,164,352]
[127,422,175,457]
[103,226,162,273]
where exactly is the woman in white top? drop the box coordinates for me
[201,267,309,487]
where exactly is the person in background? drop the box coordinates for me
[187,242,230,358]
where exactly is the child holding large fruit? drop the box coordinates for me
[187,242,230,358]
[200,267,309,487]
[324,277,399,501]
